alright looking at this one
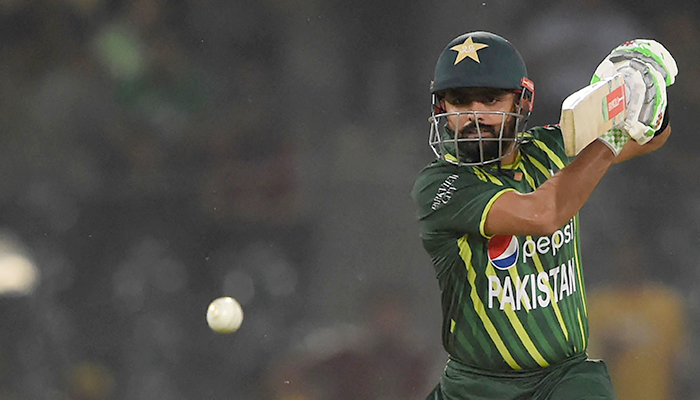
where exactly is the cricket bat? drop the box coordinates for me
[560,73,627,156]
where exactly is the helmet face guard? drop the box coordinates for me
[428,86,532,166]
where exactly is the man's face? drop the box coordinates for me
[442,92,518,163]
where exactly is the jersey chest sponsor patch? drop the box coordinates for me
[487,218,576,268]
[487,235,519,270]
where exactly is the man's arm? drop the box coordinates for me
[484,128,668,237]
[484,38,675,237]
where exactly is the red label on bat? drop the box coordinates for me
[606,85,626,120]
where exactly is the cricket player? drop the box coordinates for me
[411,31,676,400]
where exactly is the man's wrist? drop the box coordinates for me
[597,129,630,156]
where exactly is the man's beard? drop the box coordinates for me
[445,116,518,163]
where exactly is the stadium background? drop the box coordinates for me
[0,0,697,398]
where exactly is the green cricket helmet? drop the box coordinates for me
[428,31,535,166]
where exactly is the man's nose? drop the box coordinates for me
[455,108,483,127]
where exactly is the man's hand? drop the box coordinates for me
[591,39,677,145]
[617,59,667,144]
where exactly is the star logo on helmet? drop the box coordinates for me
[450,37,489,65]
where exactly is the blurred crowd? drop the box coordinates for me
[0,0,698,399]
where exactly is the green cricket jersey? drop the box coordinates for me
[412,125,589,372]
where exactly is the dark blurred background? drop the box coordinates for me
[0,0,697,399]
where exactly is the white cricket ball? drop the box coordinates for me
[206,296,244,334]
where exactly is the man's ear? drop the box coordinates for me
[434,98,446,114]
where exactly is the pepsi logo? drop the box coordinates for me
[488,235,519,270]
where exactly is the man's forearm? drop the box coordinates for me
[485,140,615,236]
[533,139,615,230]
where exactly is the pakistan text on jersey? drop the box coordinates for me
[488,257,578,310]
[431,174,459,210]
[522,219,575,263]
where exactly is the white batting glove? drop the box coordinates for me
[591,39,676,144]
[618,59,667,144]
[601,39,678,86]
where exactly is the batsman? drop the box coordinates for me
[411,31,677,400]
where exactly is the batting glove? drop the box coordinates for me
[619,59,667,144]
[595,39,678,86]
[591,39,676,145]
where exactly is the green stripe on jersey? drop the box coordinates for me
[533,138,566,169]
[459,236,522,369]
[485,263,549,367]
